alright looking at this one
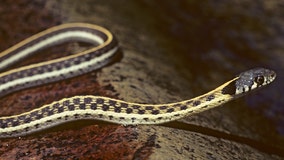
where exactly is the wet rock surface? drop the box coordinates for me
[0,0,283,159]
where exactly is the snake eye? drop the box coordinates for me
[254,76,264,85]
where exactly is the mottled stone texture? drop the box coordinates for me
[0,0,283,159]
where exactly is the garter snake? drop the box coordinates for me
[0,23,276,138]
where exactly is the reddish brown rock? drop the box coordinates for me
[0,0,283,159]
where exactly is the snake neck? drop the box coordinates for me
[129,77,238,124]
[93,78,239,125]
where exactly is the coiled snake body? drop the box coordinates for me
[0,23,276,138]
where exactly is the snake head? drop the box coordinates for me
[235,68,276,95]
[222,68,276,95]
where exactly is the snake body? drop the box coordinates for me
[0,23,276,138]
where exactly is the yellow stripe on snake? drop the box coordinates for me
[0,23,276,138]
